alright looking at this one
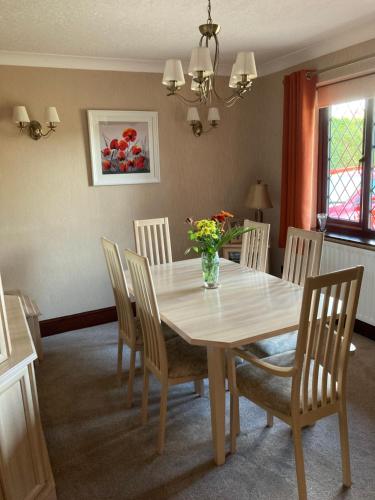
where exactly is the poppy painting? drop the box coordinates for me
[88,110,160,185]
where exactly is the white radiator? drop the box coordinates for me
[321,241,375,326]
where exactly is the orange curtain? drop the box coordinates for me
[278,70,317,248]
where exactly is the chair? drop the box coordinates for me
[228,266,364,500]
[240,220,270,272]
[134,217,172,265]
[124,249,208,454]
[282,227,324,286]
[245,227,324,358]
[101,237,142,407]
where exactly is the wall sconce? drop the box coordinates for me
[186,106,220,137]
[13,106,60,140]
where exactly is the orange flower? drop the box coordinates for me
[219,210,234,218]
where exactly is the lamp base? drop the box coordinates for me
[254,209,263,222]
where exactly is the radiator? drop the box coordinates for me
[321,241,375,326]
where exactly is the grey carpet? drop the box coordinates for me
[36,323,375,499]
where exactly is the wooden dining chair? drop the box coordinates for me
[101,237,143,407]
[124,249,208,454]
[134,217,173,265]
[228,266,364,500]
[240,220,270,272]
[245,227,324,358]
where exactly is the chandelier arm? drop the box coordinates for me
[173,92,202,106]
[209,33,249,106]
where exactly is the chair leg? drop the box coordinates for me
[141,369,149,425]
[266,411,274,428]
[194,380,204,396]
[157,382,168,454]
[338,404,352,487]
[292,422,307,500]
[117,336,124,385]
[140,350,144,370]
[230,392,240,453]
[126,348,136,408]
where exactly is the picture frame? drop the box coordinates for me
[87,110,160,186]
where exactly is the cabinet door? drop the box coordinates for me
[0,366,54,500]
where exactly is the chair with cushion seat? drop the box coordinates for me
[245,227,324,358]
[101,237,143,407]
[240,219,270,272]
[124,249,208,454]
[134,217,173,265]
[228,266,364,500]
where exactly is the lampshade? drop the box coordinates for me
[234,51,257,79]
[45,106,60,124]
[229,63,240,88]
[246,180,273,209]
[208,107,220,123]
[162,59,185,87]
[188,47,213,77]
[187,107,200,123]
[13,105,30,123]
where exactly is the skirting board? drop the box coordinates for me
[40,306,118,337]
[40,306,375,340]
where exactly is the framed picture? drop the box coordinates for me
[87,110,160,186]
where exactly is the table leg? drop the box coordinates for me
[207,346,226,465]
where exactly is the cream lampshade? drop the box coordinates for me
[188,47,213,78]
[246,180,273,222]
[13,106,30,124]
[162,59,185,87]
[45,107,60,124]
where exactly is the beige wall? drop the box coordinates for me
[0,66,256,319]
[244,37,375,275]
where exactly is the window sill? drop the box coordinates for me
[323,231,375,251]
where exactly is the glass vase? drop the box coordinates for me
[201,251,220,289]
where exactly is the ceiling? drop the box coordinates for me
[1,0,375,75]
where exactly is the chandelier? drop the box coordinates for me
[162,0,257,136]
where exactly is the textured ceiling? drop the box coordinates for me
[1,0,375,67]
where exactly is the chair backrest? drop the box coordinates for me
[101,238,137,345]
[292,266,363,417]
[124,249,168,378]
[133,217,172,265]
[240,220,270,272]
[282,227,324,286]
[0,274,12,363]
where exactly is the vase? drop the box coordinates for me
[201,251,220,289]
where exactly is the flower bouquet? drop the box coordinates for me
[185,210,253,288]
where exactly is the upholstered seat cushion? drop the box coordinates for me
[244,332,297,358]
[236,350,334,415]
[124,318,177,347]
[162,323,179,341]
[166,337,208,379]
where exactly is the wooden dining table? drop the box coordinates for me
[126,257,305,465]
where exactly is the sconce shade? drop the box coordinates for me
[187,107,200,123]
[208,107,220,123]
[45,107,60,124]
[234,51,257,79]
[13,106,30,123]
[162,59,185,87]
[246,180,273,209]
[188,47,213,77]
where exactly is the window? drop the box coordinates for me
[318,98,375,238]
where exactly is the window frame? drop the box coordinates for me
[317,97,375,239]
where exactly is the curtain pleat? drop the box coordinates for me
[279,70,317,248]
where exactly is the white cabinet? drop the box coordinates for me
[0,296,56,500]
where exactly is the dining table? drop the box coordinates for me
[126,257,305,465]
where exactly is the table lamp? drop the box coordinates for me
[246,180,273,222]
